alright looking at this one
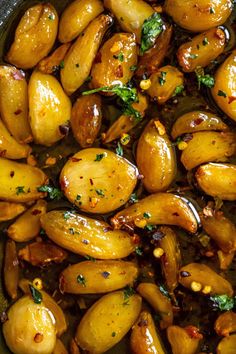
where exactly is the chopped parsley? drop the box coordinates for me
[77,274,86,287]
[16,186,25,195]
[59,60,65,69]
[123,286,135,302]
[173,85,184,96]
[113,53,124,62]
[218,90,227,98]
[210,295,235,311]
[210,7,215,14]
[29,285,42,304]
[63,211,74,220]
[84,255,96,262]
[196,73,215,88]
[140,13,164,55]
[202,37,209,46]
[130,193,138,203]
[143,212,151,219]
[159,284,170,299]
[111,332,116,337]
[145,224,155,231]
[94,153,105,162]
[158,71,167,86]
[116,142,123,156]
[130,65,137,71]
[37,185,63,200]
[189,54,198,59]
[48,14,54,20]
[135,246,143,256]
[95,189,105,197]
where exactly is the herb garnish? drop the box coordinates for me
[143,212,151,219]
[77,274,86,287]
[135,246,143,256]
[29,284,42,304]
[210,295,235,311]
[38,185,63,200]
[113,53,124,62]
[95,189,105,197]
[218,90,227,98]
[16,186,25,195]
[140,13,164,55]
[116,142,123,156]
[158,71,167,86]
[202,37,209,46]
[173,85,184,96]
[59,60,65,69]
[94,153,106,162]
[123,286,135,305]
[130,193,138,203]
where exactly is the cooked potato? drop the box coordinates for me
[2,295,57,354]
[136,119,176,193]
[147,65,184,104]
[179,263,233,296]
[60,148,138,214]
[18,241,68,266]
[4,239,19,300]
[103,93,148,143]
[0,158,48,202]
[28,70,71,146]
[71,94,102,147]
[180,132,236,170]
[171,111,229,140]
[61,14,113,95]
[53,339,68,354]
[130,311,166,354]
[7,200,47,242]
[164,0,233,32]
[136,25,173,78]
[40,210,137,259]
[59,0,104,43]
[60,260,138,294]
[215,311,236,337]
[0,119,31,159]
[177,27,226,72]
[0,202,26,222]
[6,3,58,69]
[200,211,236,253]
[195,163,236,200]
[111,193,199,233]
[157,226,181,293]
[137,283,173,329]
[217,334,236,354]
[38,43,71,74]
[0,65,32,143]
[75,290,142,353]
[104,0,154,42]
[167,325,203,354]
[211,50,236,122]
[91,33,137,90]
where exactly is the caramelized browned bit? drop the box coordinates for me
[70,338,81,354]
[18,241,68,266]
[4,239,19,299]
[38,43,71,74]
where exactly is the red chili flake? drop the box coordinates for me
[59,124,70,135]
[10,171,15,177]
[31,209,42,216]
[14,109,22,115]
[191,118,204,126]
[0,150,6,157]
[228,96,236,104]
[69,157,82,162]
[94,51,102,64]
[89,178,94,186]
[115,64,123,78]
[185,326,203,340]
[12,70,25,80]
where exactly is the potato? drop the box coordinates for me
[75,290,142,353]
[215,311,236,337]
[18,241,68,266]
[177,27,226,72]
[111,193,200,234]
[179,263,233,296]
[136,119,176,193]
[104,0,154,42]
[53,339,68,354]
[60,260,138,294]
[171,110,229,140]
[3,295,57,354]
[130,311,166,354]
[29,70,71,146]
[8,200,47,242]
[195,163,236,201]
[90,33,137,90]
[136,25,173,78]
[4,239,19,300]
[217,334,236,354]
[164,0,233,32]
[137,283,173,329]
[0,202,26,222]
[6,3,58,69]
[167,325,203,354]
[103,93,148,143]
[0,65,32,143]
[147,65,184,104]
[199,211,236,253]
[40,210,137,259]
[61,14,113,95]
[211,50,236,122]
[71,94,102,148]
[38,43,71,74]
[180,132,236,170]
[60,148,138,214]
[0,158,48,202]
[0,119,31,159]
[59,0,104,43]
[19,279,68,337]
[157,226,181,293]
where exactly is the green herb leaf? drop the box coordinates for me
[210,7,215,14]
[159,284,171,299]
[145,224,155,231]
[123,105,142,122]
[113,53,124,62]
[84,255,96,262]
[94,153,106,162]
[143,212,151,219]
[158,71,167,86]
[196,73,215,88]
[29,285,42,304]
[111,332,116,337]
[37,185,63,200]
[202,37,209,46]
[59,60,65,69]
[135,246,143,256]
[63,211,74,220]
[123,286,135,301]
[218,90,227,98]
[173,85,184,96]
[130,65,137,71]
[210,295,235,311]
[189,54,198,59]
[77,274,86,287]
[140,13,164,55]
[95,189,105,197]
[130,193,138,203]
[48,14,54,20]
[116,142,123,156]
[16,186,25,195]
